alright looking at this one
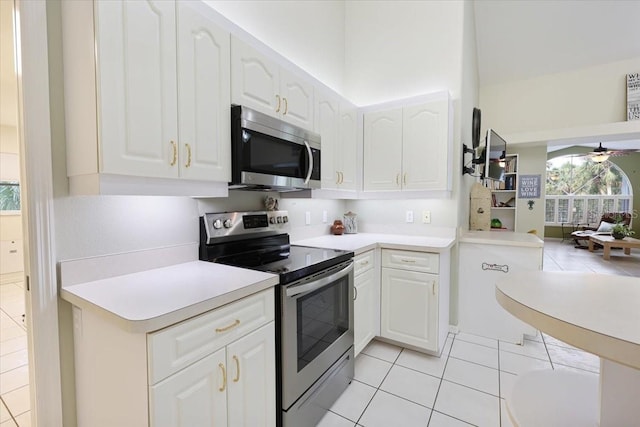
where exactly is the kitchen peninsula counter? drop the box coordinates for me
[59,245,279,333]
[293,232,456,255]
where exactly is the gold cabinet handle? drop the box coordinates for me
[336,171,341,184]
[400,259,416,263]
[185,143,192,168]
[218,363,227,392]
[396,173,400,186]
[275,94,281,113]
[359,260,369,266]
[170,141,177,166]
[353,287,358,301]
[432,282,436,295]
[232,355,240,383]
[215,319,240,333]
[403,173,407,185]
[283,97,288,115]
[339,171,344,184]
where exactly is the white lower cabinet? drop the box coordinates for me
[150,323,275,427]
[72,288,275,427]
[353,250,378,356]
[380,249,449,354]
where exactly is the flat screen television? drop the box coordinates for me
[480,128,507,181]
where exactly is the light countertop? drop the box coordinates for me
[61,260,279,333]
[459,230,544,248]
[294,233,455,255]
[496,271,640,370]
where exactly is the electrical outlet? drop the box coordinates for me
[405,210,414,223]
[322,210,327,223]
[422,210,431,224]
[305,211,311,225]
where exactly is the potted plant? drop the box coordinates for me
[611,221,635,240]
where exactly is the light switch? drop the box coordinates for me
[406,210,414,223]
[305,211,311,225]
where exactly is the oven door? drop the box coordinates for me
[281,260,354,409]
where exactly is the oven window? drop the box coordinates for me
[296,275,349,371]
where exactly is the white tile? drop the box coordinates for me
[428,411,474,426]
[546,345,599,373]
[317,410,355,427]
[440,337,453,356]
[359,390,431,427]
[0,366,29,395]
[354,354,392,388]
[0,328,25,344]
[0,400,11,423]
[450,340,498,369]
[498,371,517,400]
[0,419,17,427]
[14,412,29,427]
[329,380,376,423]
[455,332,498,349]
[2,387,28,423]
[380,364,440,408]
[443,358,499,397]
[434,380,500,427]
[498,351,551,376]
[361,340,402,363]
[0,351,28,375]
[499,340,549,361]
[396,348,448,378]
[500,400,515,427]
[0,337,26,357]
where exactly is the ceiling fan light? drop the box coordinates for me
[591,153,610,163]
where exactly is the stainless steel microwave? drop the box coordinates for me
[230,105,321,191]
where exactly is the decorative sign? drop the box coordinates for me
[628,72,640,121]
[482,262,509,273]
[518,174,541,199]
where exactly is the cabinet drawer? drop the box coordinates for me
[148,288,274,384]
[381,249,439,274]
[354,250,375,276]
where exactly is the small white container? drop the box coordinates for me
[343,211,357,234]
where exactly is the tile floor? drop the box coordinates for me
[0,280,30,427]
[0,237,635,426]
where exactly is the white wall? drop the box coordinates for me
[510,146,547,235]
[206,0,346,94]
[480,57,640,135]
[344,0,464,106]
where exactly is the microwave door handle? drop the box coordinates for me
[285,262,353,298]
[303,140,313,185]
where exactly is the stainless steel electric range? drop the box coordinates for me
[200,210,354,427]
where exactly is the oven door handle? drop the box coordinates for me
[303,140,314,185]
[285,262,353,298]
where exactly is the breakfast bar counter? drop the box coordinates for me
[496,271,640,427]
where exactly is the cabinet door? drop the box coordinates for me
[95,0,178,178]
[317,91,340,189]
[354,268,377,356]
[338,103,358,190]
[150,348,227,427]
[227,322,276,427]
[363,109,402,191]
[380,268,438,352]
[402,99,449,190]
[231,37,280,118]
[177,3,230,182]
[280,68,314,129]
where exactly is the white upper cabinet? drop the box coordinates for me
[96,0,179,178]
[338,102,358,191]
[362,93,452,194]
[62,0,230,195]
[231,37,314,130]
[177,2,231,182]
[363,109,403,191]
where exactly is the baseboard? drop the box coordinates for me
[0,271,24,285]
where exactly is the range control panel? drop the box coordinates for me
[202,210,289,243]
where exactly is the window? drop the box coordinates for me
[0,181,21,213]
[545,155,633,225]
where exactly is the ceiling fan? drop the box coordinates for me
[587,143,640,162]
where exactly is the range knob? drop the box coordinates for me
[223,219,233,229]
[283,216,289,223]
[276,216,283,224]
[212,219,223,229]
[269,217,276,224]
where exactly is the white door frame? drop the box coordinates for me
[14,0,63,425]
